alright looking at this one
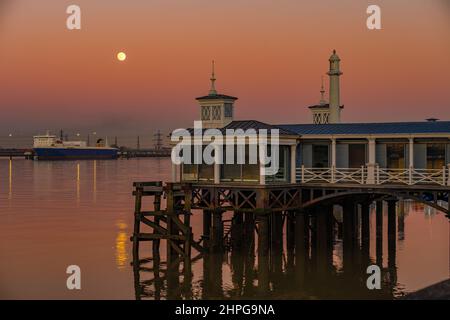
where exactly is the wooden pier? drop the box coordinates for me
[131,180,449,299]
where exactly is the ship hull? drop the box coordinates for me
[33,147,118,160]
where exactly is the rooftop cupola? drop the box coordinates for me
[196,61,238,129]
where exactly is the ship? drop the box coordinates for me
[33,132,118,160]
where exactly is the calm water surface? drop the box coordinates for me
[0,158,449,299]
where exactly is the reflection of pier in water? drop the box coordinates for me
[129,182,444,299]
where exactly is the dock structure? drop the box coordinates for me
[131,180,448,299]
[0,149,34,159]
[131,51,450,298]
[118,148,171,158]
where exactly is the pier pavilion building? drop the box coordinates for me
[172,51,450,188]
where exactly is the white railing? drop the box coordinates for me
[377,166,447,186]
[334,166,365,184]
[298,167,333,183]
[297,165,450,186]
[410,168,446,186]
[297,166,365,184]
[376,168,410,185]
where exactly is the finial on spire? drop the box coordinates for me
[209,60,217,95]
[319,76,327,105]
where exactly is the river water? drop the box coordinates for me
[0,158,448,299]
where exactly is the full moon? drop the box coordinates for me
[117,52,127,61]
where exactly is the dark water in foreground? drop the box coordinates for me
[0,158,449,299]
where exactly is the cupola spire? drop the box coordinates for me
[209,60,217,96]
[319,76,327,105]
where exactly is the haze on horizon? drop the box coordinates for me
[0,0,449,137]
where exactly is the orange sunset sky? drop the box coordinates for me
[0,0,449,136]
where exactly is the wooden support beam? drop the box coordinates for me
[141,216,167,235]
[140,210,173,216]
[136,233,186,241]
[170,214,190,234]
[191,240,204,254]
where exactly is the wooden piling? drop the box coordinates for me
[342,201,356,273]
[295,210,308,285]
[309,210,317,270]
[203,210,212,252]
[165,183,179,267]
[257,211,270,294]
[211,209,224,252]
[183,184,193,282]
[202,244,211,299]
[376,200,383,265]
[152,183,162,265]
[166,267,181,300]
[132,185,143,260]
[231,211,244,250]
[387,200,397,246]
[327,206,336,262]
[243,212,255,248]
[398,199,405,241]
[270,212,283,275]
[316,207,329,274]
[387,200,397,274]
[243,212,256,295]
[286,211,296,270]
[361,202,370,265]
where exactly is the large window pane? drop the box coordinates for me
[242,164,259,181]
[312,145,329,168]
[198,164,214,181]
[242,145,259,181]
[183,164,198,181]
[265,146,289,183]
[427,143,445,169]
[222,145,241,181]
[222,145,259,182]
[349,144,366,168]
[386,144,405,169]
